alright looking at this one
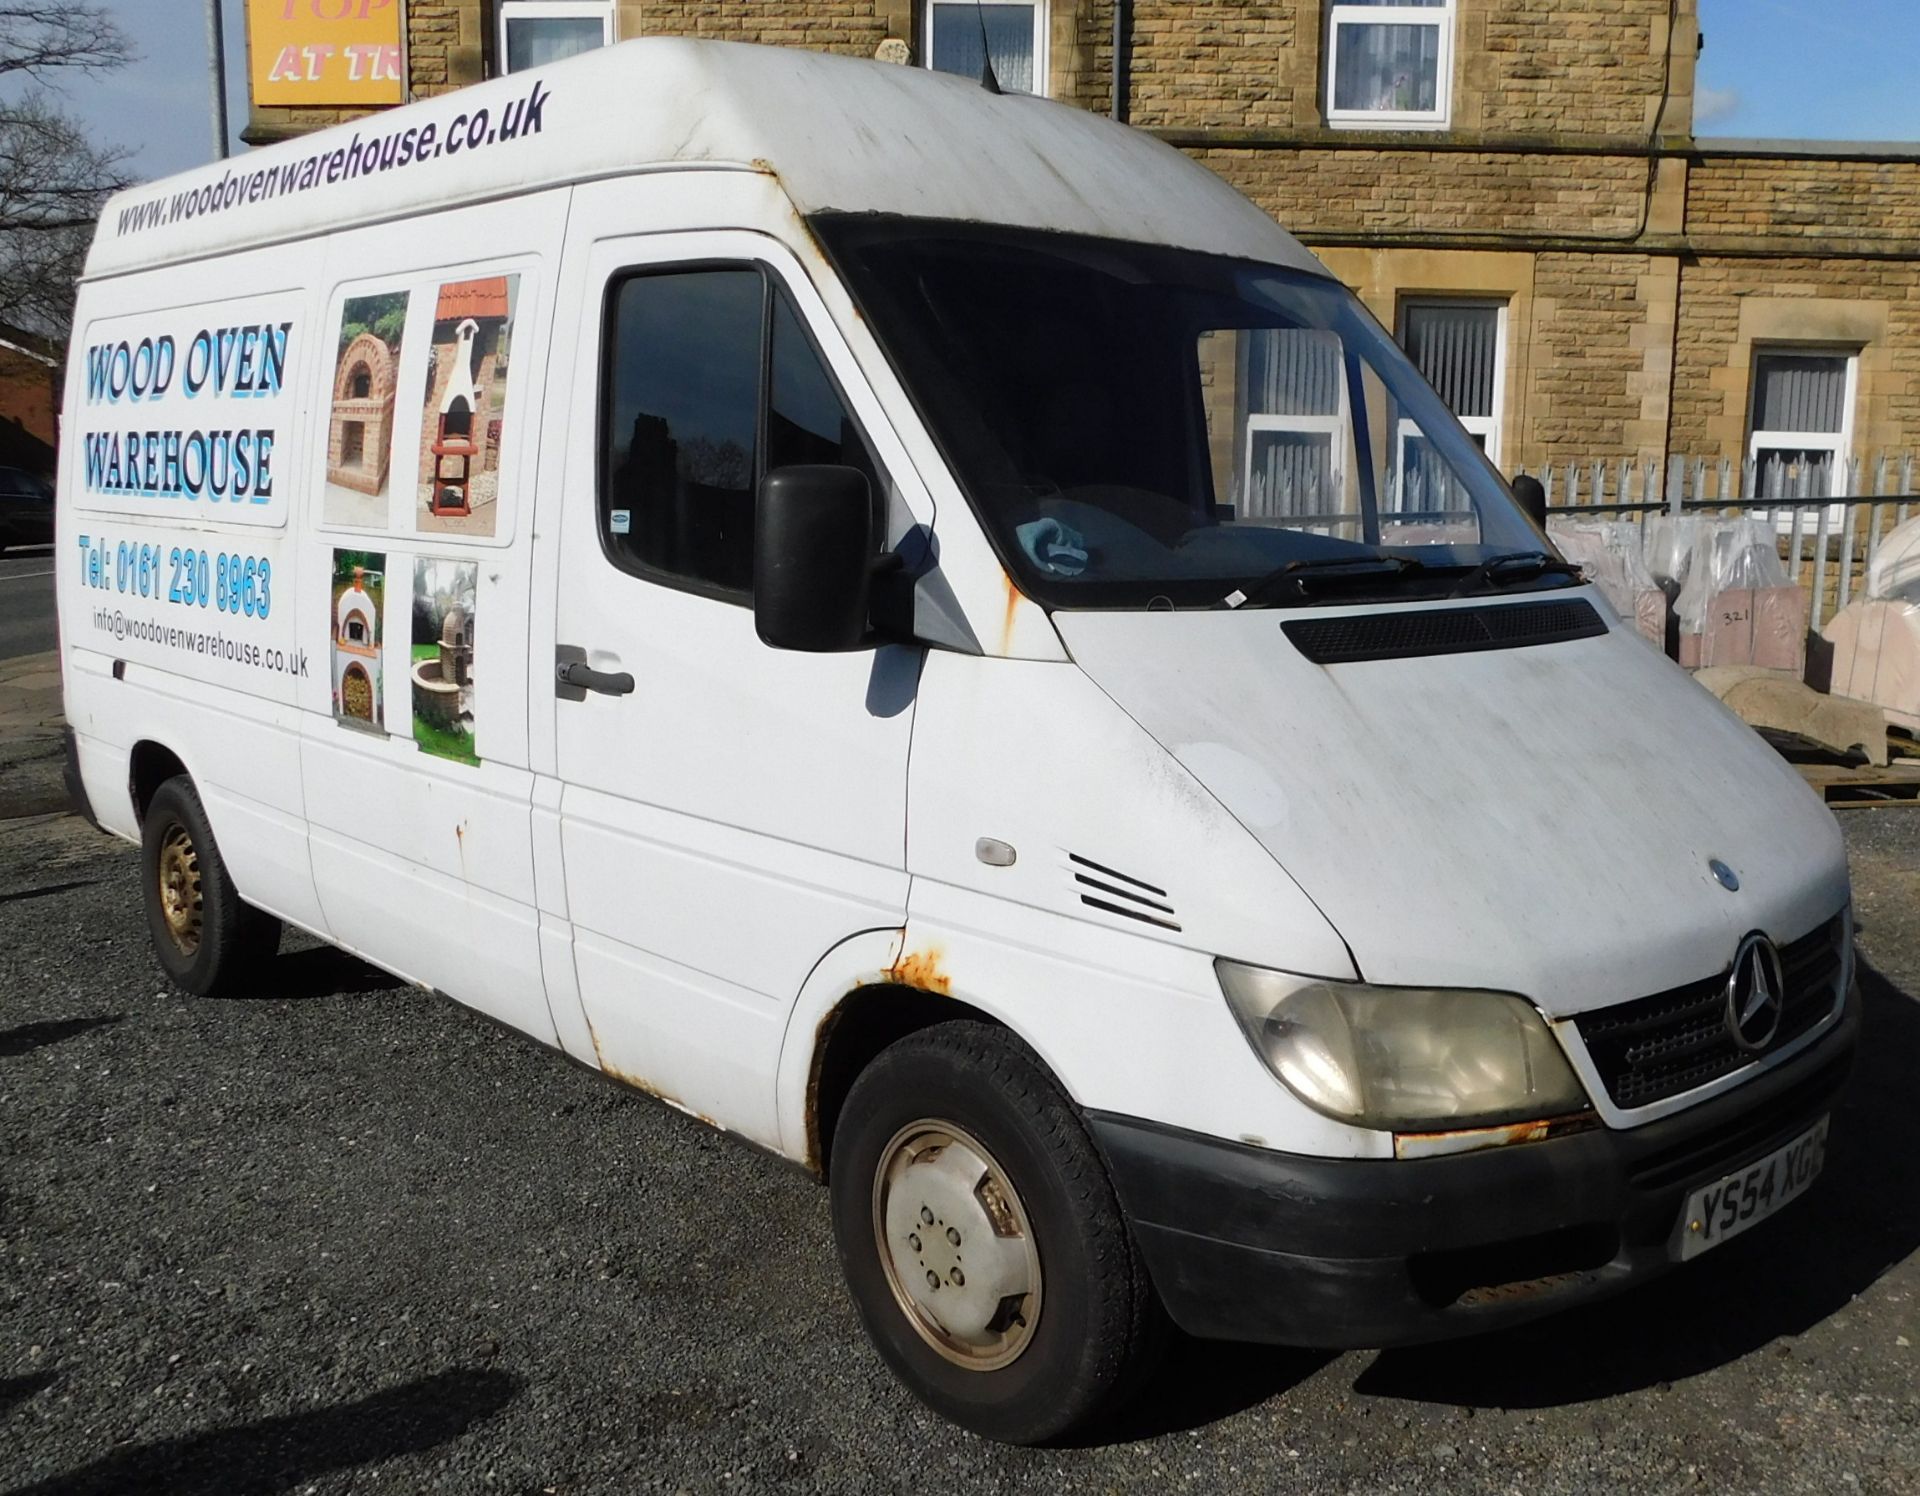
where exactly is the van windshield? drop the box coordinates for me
[813,216,1564,610]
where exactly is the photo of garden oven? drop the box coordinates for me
[411,556,479,764]
[417,274,517,537]
[330,550,386,732]
[324,292,409,528]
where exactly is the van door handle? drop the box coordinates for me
[556,660,635,697]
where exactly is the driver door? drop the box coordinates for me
[549,209,926,1150]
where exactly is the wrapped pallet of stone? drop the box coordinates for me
[1675,519,1808,672]
[1546,517,1665,647]
[1821,514,1920,732]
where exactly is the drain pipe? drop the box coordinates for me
[1110,0,1130,122]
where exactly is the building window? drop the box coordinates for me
[1234,329,1349,521]
[1398,298,1505,463]
[1747,348,1857,497]
[925,1,1047,96]
[1326,1,1454,130]
[500,1,613,74]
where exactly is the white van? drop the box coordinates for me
[59,39,1855,1444]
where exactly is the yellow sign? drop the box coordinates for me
[249,0,405,108]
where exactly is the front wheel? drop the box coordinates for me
[141,774,280,998]
[829,1022,1162,1444]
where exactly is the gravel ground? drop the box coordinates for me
[1,807,1916,1495]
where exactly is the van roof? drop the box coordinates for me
[87,38,1324,281]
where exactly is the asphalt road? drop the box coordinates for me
[2,808,1916,1495]
[0,549,57,663]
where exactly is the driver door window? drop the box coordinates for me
[599,266,884,601]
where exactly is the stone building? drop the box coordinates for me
[0,328,59,475]
[242,0,1920,488]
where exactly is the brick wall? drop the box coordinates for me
[1527,252,1654,464]
[1463,0,1683,138]
[623,0,890,52]
[0,346,58,467]
[1126,2,1300,131]
[1193,147,1647,238]
[1688,156,1920,247]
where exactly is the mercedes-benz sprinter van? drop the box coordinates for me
[59,39,1856,1444]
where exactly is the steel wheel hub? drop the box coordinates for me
[872,1121,1041,1371]
[157,822,203,957]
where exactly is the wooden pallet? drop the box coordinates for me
[1794,754,1920,808]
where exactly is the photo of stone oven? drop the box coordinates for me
[411,556,479,765]
[324,292,409,529]
[330,549,386,732]
[417,274,518,538]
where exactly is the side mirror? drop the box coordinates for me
[754,464,875,652]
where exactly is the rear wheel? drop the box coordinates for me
[829,1021,1162,1444]
[141,775,280,997]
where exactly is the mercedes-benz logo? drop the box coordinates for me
[1726,933,1786,1052]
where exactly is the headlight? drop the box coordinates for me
[1217,960,1590,1131]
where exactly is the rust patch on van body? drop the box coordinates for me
[999,571,1023,655]
[801,1004,844,1176]
[887,946,951,996]
[598,1053,727,1132]
[1393,1112,1597,1160]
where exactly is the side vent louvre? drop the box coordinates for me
[1068,852,1180,932]
[1283,598,1607,665]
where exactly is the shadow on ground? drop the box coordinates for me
[0,880,97,907]
[1088,1338,1334,1444]
[3,1367,518,1496]
[0,1373,57,1418]
[239,944,402,1003]
[0,1017,125,1059]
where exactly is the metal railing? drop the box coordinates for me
[1533,452,1916,627]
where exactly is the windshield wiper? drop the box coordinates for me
[1220,555,1425,610]
[1445,551,1583,598]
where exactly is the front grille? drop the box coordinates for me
[1575,914,1847,1110]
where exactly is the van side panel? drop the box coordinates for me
[59,250,326,933]
[288,194,570,1044]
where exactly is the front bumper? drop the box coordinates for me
[1091,983,1859,1349]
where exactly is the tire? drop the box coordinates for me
[829,1021,1163,1444]
[141,775,280,998]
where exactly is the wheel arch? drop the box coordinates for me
[128,739,191,827]
[778,927,1075,1180]
[809,982,1008,1180]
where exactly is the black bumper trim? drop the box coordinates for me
[1090,986,1858,1349]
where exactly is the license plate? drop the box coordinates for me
[1676,1116,1828,1261]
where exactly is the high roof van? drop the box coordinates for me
[59,39,1855,1444]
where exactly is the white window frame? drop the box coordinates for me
[1237,329,1355,529]
[1243,410,1350,522]
[1326,1,1455,132]
[498,0,615,75]
[1746,345,1858,501]
[923,0,1050,98]
[1395,296,1506,470]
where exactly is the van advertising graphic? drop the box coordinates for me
[74,296,300,529]
[411,558,479,765]
[68,297,304,695]
[325,291,410,528]
[418,275,518,538]
[331,549,386,732]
